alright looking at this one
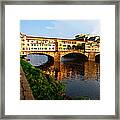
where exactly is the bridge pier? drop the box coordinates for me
[88,52,95,61]
[54,52,60,72]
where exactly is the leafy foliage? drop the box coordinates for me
[20,59,65,100]
[76,43,85,50]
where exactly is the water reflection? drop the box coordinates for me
[58,61,100,100]
[27,54,100,100]
[57,62,84,81]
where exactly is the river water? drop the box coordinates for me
[27,54,100,100]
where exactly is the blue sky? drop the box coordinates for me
[20,20,100,39]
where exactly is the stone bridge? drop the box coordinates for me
[26,50,100,62]
[20,34,100,62]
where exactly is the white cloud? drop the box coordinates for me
[45,26,54,29]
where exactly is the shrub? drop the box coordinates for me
[20,59,65,100]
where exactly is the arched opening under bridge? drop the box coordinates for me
[61,53,88,63]
[95,54,100,63]
[27,53,54,67]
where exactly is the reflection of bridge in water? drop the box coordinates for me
[39,58,100,81]
[57,61,100,81]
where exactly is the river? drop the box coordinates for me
[27,54,100,100]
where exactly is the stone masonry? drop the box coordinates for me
[20,66,34,100]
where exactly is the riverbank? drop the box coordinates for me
[20,59,65,100]
[20,66,34,100]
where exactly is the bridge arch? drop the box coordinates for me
[61,52,88,62]
[27,53,54,66]
[28,51,55,58]
[28,52,54,59]
[95,54,100,62]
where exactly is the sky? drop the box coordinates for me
[20,20,100,39]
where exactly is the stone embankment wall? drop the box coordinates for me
[20,66,34,100]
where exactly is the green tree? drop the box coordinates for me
[76,43,82,50]
[76,43,85,50]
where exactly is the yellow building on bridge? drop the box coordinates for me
[20,33,100,57]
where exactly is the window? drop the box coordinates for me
[27,44,29,46]
[23,48,24,50]
[34,44,36,46]
[59,44,62,46]
[63,45,66,47]
[86,49,90,50]
[72,42,76,44]
[45,48,47,50]
[31,44,33,46]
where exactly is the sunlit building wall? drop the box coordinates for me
[20,33,100,55]
[85,41,100,53]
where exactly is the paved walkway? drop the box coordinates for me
[20,66,34,100]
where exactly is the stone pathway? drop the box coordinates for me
[20,66,34,100]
